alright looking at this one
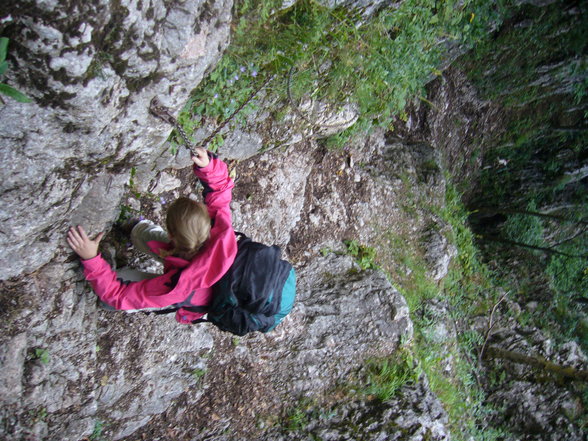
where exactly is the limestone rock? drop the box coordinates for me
[421,226,457,281]
[149,171,182,195]
[488,382,586,441]
[268,378,450,441]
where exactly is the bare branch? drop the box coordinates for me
[478,293,508,366]
[472,208,588,226]
[480,236,588,259]
[485,346,588,382]
[547,227,587,249]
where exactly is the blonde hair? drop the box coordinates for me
[164,197,211,260]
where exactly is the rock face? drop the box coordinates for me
[120,253,424,441]
[0,0,233,279]
[260,378,450,441]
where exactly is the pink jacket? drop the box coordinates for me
[81,154,238,324]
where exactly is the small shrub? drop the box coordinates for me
[33,348,50,365]
[175,0,499,150]
[364,349,420,402]
[343,239,378,270]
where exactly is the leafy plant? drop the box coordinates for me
[29,407,48,423]
[283,398,316,432]
[128,167,137,189]
[385,183,509,441]
[89,420,107,441]
[117,204,140,223]
[343,239,378,270]
[33,348,50,365]
[0,37,31,103]
[285,406,308,431]
[191,368,206,382]
[364,349,420,402]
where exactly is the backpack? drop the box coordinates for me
[186,233,296,336]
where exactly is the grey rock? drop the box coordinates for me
[280,253,413,392]
[220,129,264,160]
[191,91,359,161]
[231,145,315,247]
[261,377,449,441]
[0,334,27,405]
[0,242,416,441]
[488,381,585,441]
[314,0,398,18]
[118,251,414,440]
[421,226,457,281]
[149,171,182,195]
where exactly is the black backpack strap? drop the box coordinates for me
[145,304,208,315]
[145,307,180,315]
[182,305,209,314]
[191,317,209,324]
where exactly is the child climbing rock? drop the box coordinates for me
[66,147,238,324]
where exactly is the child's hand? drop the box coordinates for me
[67,226,104,260]
[191,147,210,168]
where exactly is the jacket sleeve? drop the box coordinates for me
[193,152,234,219]
[81,255,184,310]
[80,153,236,312]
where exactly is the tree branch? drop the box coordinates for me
[471,208,588,226]
[480,236,588,259]
[547,227,587,249]
[478,293,508,366]
[485,346,588,382]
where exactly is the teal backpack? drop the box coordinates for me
[186,233,296,335]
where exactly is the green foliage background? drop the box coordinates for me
[174,0,503,148]
[464,0,588,351]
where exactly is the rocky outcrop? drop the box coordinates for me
[0,0,233,279]
[260,378,450,441]
[477,305,588,441]
[120,253,421,441]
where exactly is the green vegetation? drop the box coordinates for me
[174,0,503,149]
[343,239,378,270]
[28,407,48,423]
[385,184,507,441]
[89,420,107,441]
[191,368,206,382]
[277,182,507,440]
[283,397,317,432]
[364,349,420,402]
[285,405,309,432]
[33,348,50,365]
[116,204,139,223]
[174,0,585,438]
[463,0,588,353]
[0,37,31,103]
